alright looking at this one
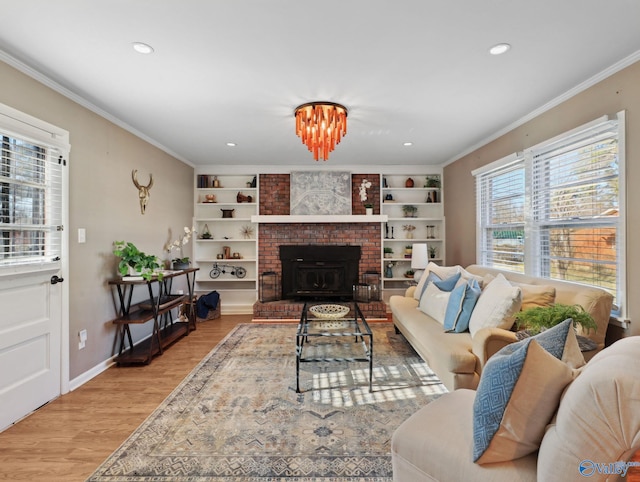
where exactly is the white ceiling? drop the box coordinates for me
[1,1,639,167]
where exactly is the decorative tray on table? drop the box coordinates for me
[309,304,351,329]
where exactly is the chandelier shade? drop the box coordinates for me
[294,102,347,161]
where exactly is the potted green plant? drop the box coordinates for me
[514,303,598,335]
[113,241,163,280]
[425,176,441,188]
[364,203,374,215]
[404,269,415,278]
[384,247,394,258]
[428,246,437,259]
[402,205,418,218]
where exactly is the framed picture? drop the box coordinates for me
[290,171,352,215]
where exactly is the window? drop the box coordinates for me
[476,155,525,272]
[0,104,68,268]
[474,113,625,315]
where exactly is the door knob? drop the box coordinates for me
[50,275,65,285]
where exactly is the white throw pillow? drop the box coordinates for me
[418,281,452,325]
[468,273,522,337]
[413,263,462,300]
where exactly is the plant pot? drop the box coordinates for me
[365,207,373,215]
[172,261,190,270]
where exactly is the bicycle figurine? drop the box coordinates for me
[209,262,247,279]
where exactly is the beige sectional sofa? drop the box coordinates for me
[389,264,613,391]
[391,335,640,482]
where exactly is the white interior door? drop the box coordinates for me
[0,102,69,432]
[0,265,62,431]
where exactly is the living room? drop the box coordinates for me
[1,2,640,480]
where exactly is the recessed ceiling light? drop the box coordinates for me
[403,142,413,147]
[226,142,236,147]
[132,42,154,54]
[489,43,511,55]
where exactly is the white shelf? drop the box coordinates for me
[197,187,257,191]
[196,258,256,263]
[196,238,255,242]
[252,214,388,223]
[197,202,257,206]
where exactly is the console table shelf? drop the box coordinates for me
[108,268,198,365]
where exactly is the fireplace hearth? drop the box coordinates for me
[279,245,361,299]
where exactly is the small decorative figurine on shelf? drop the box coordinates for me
[201,224,212,239]
[385,262,395,278]
[405,177,414,188]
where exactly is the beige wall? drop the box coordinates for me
[444,60,640,337]
[0,61,194,379]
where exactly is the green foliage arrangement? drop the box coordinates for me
[113,241,163,281]
[514,303,597,335]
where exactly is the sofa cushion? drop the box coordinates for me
[468,274,522,338]
[444,279,481,333]
[538,336,640,481]
[392,389,537,482]
[511,281,556,310]
[418,282,452,325]
[473,338,574,464]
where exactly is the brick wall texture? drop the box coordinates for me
[257,173,382,279]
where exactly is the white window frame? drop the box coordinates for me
[474,111,626,323]
[0,103,69,275]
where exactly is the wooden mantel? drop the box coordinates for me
[251,215,388,223]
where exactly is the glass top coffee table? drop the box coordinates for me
[296,301,373,393]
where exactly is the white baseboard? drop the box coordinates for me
[69,355,116,391]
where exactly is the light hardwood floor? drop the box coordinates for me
[0,314,250,482]
[1,315,638,481]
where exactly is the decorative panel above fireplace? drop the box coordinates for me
[279,245,361,299]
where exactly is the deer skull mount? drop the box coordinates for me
[132,169,153,214]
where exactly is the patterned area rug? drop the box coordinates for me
[88,323,447,481]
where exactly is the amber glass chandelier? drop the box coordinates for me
[294,102,347,161]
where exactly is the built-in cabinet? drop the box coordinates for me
[380,174,445,302]
[193,174,258,312]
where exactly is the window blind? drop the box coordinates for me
[476,158,525,271]
[528,119,619,298]
[0,135,64,266]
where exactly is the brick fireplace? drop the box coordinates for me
[252,173,386,320]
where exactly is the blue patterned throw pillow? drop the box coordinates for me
[472,320,580,464]
[443,279,481,332]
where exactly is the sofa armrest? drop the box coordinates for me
[471,327,518,375]
[405,285,417,298]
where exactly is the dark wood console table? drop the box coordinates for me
[109,268,199,365]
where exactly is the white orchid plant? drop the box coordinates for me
[359,179,372,203]
[165,226,196,264]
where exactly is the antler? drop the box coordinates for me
[132,169,153,189]
[132,169,141,189]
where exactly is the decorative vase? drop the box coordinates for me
[405,177,414,188]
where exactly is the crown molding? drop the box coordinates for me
[0,49,194,168]
[444,49,640,167]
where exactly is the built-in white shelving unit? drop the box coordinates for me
[194,174,258,313]
[381,173,445,303]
